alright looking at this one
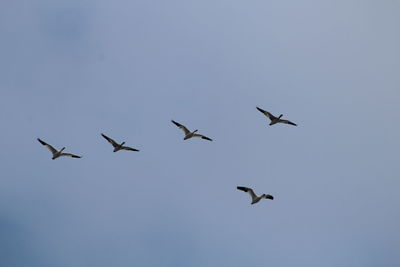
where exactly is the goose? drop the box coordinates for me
[256,107,297,126]
[101,133,139,152]
[37,138,81,160]
[171,120,213,141]
[237,186,274,204]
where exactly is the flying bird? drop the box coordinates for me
[37,138,81,160]
[171,120,213,141]
[256,107,297,126]
[101,133,139,152]
[237,186,274,204]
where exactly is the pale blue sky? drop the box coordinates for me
[1,0,400,266]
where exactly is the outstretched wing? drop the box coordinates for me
[279,119,297,126]
[237,186,257,200]
[171,120,190,135]
[101,133,118,147]
[193,134,213,141]
[256,107,276,121]
[121,146,139,152]
[264,194,274,200]
[37,138,57,155]
[60,153,81,158]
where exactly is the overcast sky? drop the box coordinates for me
[1,0,400,266]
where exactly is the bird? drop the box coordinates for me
[101,133,139,152]
[171,120,213,141]
[37,138,81,160]
[256,107,297,126]
[237,186,274,204]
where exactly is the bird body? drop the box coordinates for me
[237,186,274,204]
[256,107,297,126]
[101,134,139,152]
[171,120,213,141]
[37,138,81,160]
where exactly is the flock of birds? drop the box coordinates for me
[37,106,297,205]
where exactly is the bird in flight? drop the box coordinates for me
[37,138,82,160]
[256,107,297,126]
[171,120,213,141]
[101,133,140,152]
[237,186,274,204]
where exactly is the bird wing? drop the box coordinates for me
[256,107,276,121]
[60,153,81,158]
[101,133,118,147]
[279,119,297,126]
[263,194,274,200]
[121,146,139,152]
[193,133,213,141]
[237,186,257,200]
[37,138,57,155]
[171,120,190,135]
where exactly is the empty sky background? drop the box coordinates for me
[1,0,399,266]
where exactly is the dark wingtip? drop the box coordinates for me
[171,120,183,128]
[237,186,247,192]
[37,138,46,145]
[256,106,265,113]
